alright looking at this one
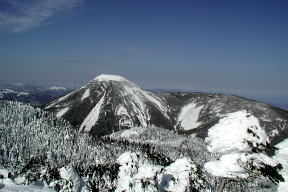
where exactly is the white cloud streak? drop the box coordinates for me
[0,0,83,33]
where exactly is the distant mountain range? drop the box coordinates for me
[0,83,70,106]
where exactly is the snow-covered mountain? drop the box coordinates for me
[163,92,288,145]
[44,74,174,135]
[44,74,288,144]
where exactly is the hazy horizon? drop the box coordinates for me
[1,0,288,100]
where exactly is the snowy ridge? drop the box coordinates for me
[122,84,169,123]
[79,92,106,132]
[138,89,169,119]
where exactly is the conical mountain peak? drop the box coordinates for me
[93,74,128,82]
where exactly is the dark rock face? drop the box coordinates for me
[44,75,288,143]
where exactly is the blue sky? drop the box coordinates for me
[0,0,288,98]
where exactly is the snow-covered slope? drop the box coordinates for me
[44,74,173,135]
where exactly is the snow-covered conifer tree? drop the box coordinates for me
[204,110,284,192]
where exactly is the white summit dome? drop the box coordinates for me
[94,74,128,82]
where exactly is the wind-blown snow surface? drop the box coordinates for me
[204,110,277,179]
[178,102,203,130]
[274,138,288,192]
[79,92,106,132]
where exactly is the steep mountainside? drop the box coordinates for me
[44,74,288,144]
[44,75,173,135]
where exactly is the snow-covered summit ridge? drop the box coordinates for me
[94,74,129,82]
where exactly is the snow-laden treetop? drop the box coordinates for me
[94,74,129,82]
[205,110,269,154]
